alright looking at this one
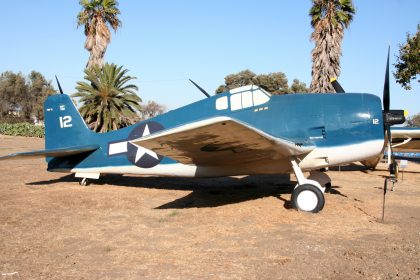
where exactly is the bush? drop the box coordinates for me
[0,122,45,138]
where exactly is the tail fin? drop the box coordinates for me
[44,94,93,149]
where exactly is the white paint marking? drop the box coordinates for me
[71,163,198,178]
[75,172,100,179]
[59,116,72,128]
[1,272,18,276]
[135,145,159,162]
[143,124,150,136]
[108,141,128,155]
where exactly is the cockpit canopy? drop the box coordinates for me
[215,85,271,111]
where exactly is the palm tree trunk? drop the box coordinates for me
[86,19,111,69]
[310,22,344,93]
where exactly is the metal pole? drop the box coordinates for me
[381,179,388,222]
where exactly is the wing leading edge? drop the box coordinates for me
[0,144,100,161]
[131,117,314,166]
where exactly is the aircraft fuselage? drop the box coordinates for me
[44,91,384,178]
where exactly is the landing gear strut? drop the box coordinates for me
[75,172,100,186]
[79,178,89,186]
[290,160,328,213]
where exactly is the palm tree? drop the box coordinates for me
[309,0,355,93]
[77,0,122,69]
[72,63,142,132]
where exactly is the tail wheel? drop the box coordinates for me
[291,184,325,213]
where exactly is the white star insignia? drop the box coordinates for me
[134,124,159,163]
[135,146,159,163]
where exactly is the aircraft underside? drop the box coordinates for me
[68,138,384,179]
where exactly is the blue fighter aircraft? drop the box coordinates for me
[0,51,407,213]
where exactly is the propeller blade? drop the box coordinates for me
[379,47,401,220]
[330,78,345,93]
[55,75,64,94]
[189,79,210,98]
[383,46,390,111]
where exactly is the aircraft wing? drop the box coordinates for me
[361,127,420,168]
[0,144,99,161]
[130,117,314,166]
[391,127,420,152]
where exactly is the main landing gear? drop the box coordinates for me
[79,178,90,186]
[290,160,331,213]
[75,173,100,186]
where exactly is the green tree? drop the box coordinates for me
[73,63,142,132]
[253,72,289,94]
[0,71,27,118]
[77,0,122,69]
[27,71,56,121]
[290,79,310,93]
[309,0,355,93]
[0,71,54,122]
[215,69,309,94]
[394,24,420,90]
[406,113,420,127]
[216,70,257,93]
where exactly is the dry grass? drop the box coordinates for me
[0,135,419,279]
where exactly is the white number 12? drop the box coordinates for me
[59,116,73,128]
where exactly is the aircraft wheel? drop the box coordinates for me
[291,184,325,213]
[79,178,89,186]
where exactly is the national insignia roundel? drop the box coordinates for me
[126,122,164,168]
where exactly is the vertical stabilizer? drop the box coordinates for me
[44,94,93,149]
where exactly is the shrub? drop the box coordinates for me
[0,123,45,138]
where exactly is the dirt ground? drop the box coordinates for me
[0,135,419,280]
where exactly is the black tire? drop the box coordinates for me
[291,184,325,213]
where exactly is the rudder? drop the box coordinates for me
[44,94,93,149]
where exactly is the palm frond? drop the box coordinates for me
[72,63,141,132]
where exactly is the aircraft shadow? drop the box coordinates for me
[27,174,347,209]
[329,163,370,172]
[330,163,420,175]
[106,174,295,209]
[155,179,293,209]
[26,174,79,185]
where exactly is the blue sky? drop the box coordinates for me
[1,1,419,114]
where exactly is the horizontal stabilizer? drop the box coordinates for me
[0,144,99,161]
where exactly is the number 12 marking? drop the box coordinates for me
[59,116,73,128]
